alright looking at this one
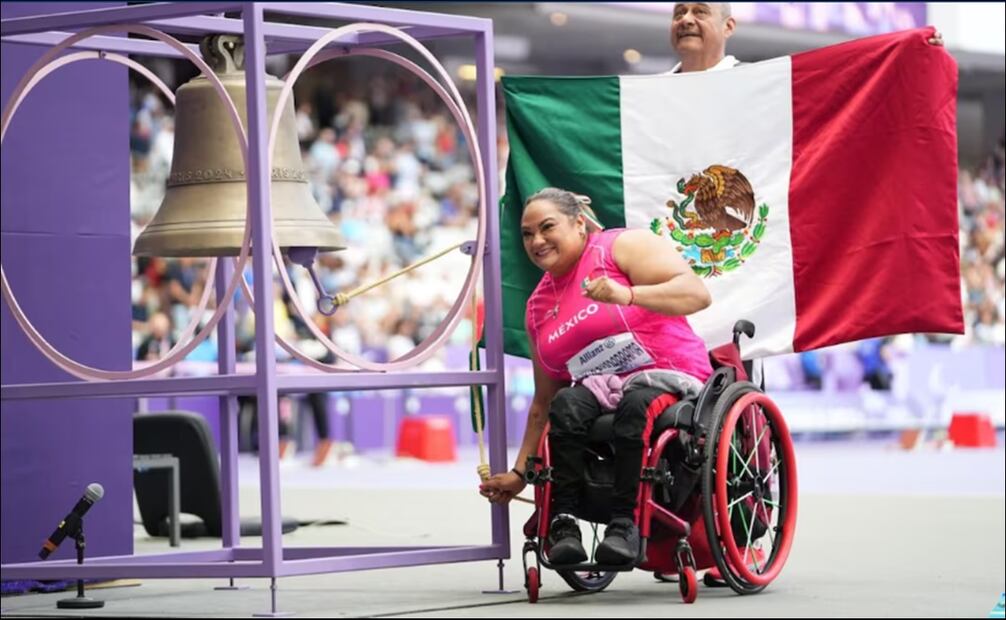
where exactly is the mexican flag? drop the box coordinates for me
[500,27,963,360]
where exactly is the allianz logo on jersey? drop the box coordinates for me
[990,592,1005,619]
[546,303,599,344]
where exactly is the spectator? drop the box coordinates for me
[136,312,175,361]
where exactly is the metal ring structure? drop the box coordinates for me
[0,24,255,381]
[236,23,487,372]
[7,50,220,373]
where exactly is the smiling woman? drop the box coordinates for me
[481,185,713,566]
[520,188,601,276]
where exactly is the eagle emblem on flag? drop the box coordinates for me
[650,165,769,278]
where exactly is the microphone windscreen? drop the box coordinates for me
[85,483,104,502]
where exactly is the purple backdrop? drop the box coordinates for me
[617,2,927,36]
[1,2,134,564]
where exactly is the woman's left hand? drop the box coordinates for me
[583,275,632,306]
[479,471,526,504]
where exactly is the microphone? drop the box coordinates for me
[38,483,104,560]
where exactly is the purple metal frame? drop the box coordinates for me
[1,1,507,584]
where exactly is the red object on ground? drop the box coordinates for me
[395,416,457,462]
[947,412,997,448]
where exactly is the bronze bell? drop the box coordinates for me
[133,34,345,257]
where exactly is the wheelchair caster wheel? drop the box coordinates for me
[526,567,540,603]
[679,566,697,604]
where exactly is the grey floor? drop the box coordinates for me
[2,440,1004,618]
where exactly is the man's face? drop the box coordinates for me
[671,3,734,57]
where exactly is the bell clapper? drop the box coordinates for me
[287,246,343,316]
[316,295,338,316]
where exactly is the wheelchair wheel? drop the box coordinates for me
[700,381,798,595]
[558,569,618,593]
[557,522,618,593]
[679,566,697,604]
[526,566,540,603]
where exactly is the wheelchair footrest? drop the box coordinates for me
[538,540,649,573]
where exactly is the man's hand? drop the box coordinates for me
[582,275,633,306]
[927,30,944,46]
[479,471,527,505]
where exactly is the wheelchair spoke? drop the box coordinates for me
[753,542,766,574]
[762,455,780,486]
[730,434,742,483]
[741,500,759,571]
[759,497,776,549]
[589,523,600,561]
[727,490,754,510]
[729,442,756,481]
[740,423,768,477]
[730,414,768,485]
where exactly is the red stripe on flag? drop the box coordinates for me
[789,27,963,351]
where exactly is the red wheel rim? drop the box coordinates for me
[713,391,798,586]
[679,566,697,604]
[527,567,540,603]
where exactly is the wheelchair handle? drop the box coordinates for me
[732,319,755,348]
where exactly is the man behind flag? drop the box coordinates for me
[499,14,961,361]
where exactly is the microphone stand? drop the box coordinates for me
[56,523,104,610]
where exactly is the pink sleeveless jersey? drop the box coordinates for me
[526,229,713,384]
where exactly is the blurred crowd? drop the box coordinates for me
[958,136,1006,346]
[129,72,497,369]
[129,71,1005,392]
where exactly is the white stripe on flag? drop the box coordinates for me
[620,57,796,357]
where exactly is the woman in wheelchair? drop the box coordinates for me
[480,187,714,565]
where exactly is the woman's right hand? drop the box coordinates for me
[479,470,527,505]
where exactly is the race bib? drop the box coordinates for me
[566,333,655,381]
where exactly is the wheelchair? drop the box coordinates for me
[519,320,798,604]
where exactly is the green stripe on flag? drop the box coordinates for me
[500,75,625,358]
